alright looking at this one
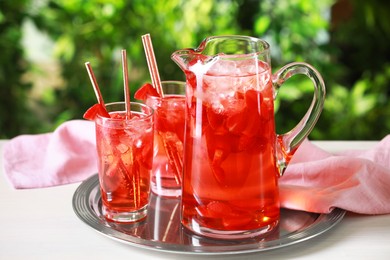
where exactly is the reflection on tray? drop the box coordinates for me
[98,193,318,247]
[73,174,345,254]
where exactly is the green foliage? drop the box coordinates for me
[0,0,37,138]
[28,0,240,129]
[1,0,389,140]
[313,0,390,140]
[317,63,390,139]
[254,0,334,67]
[250,0,390,140]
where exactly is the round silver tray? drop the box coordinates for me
[72,174,345,255]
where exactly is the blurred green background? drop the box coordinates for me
[1,0,389,140]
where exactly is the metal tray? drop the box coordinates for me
[72,174,345,255]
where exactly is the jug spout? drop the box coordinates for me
[171,48,220,77]
[171,49,193,72]
[171,36,222,73]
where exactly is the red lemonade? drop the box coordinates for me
[147,95,185,193]
[136,81,186,197]
[95,102,154,222]
[181,60,280,238]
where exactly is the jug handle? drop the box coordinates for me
[273,62,326,176]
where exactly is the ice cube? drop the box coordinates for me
[207,59,238,76]
[135,139,143,148]
[117,143,129,153]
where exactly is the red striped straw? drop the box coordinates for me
[121,49,131,119]
[85,62,106,107]
[141,33,164,98]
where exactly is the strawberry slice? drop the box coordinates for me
[134,83,159,100]
[83,103,110,121]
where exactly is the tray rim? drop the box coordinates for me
[72,174,346,255]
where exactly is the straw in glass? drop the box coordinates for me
[141,33,164,98]
[85,62,107,108]
[121,49,142,206]
[121,49,131,119]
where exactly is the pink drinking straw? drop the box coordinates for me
[141,33,164,98]
[121,49,132,119]
[85,62,106,106]
[121,50,139,205]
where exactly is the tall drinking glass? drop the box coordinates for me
[145,81,186,197]
[95,102,154,223]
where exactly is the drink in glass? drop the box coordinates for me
[182,60,279,238]
[137,81,186,197]
[95,102,154,223]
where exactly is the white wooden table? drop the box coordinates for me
[1,140,389,259]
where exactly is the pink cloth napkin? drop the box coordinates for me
[280,137,390,214]
[2,120,390,214]
[2,120,97,188]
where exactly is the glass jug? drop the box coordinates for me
[171,35,326,239]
